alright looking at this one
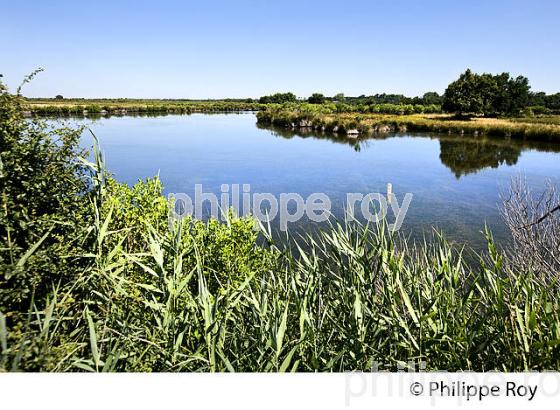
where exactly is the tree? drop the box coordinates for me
[55,94,64,99]
[333,93,345,102]
[443,69,489,116]
[528,91,546,107]
[545,93,560,111]
[258,92,297,104]
[422,91,442,105]
[443,69,530,117]
[493,74,530,116]
[307,93,326,104]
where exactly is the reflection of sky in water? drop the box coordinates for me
[72,113,560,250]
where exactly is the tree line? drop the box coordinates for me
[257,69,560,117]
[257,91,443,106]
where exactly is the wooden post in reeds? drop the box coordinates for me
[387,183,393,203]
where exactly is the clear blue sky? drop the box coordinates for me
[1,0,558,98]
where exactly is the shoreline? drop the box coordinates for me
[23,99,560,142]
[256,109,560,141]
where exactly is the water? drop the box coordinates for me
[77,113,560,249]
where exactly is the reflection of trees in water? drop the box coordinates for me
[439,139,521,178]
[257,123,368,152]
[258,123,560,178]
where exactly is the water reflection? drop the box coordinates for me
[439,139,519,178]
[258,123,560,178]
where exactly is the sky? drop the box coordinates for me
[1,0,559,98]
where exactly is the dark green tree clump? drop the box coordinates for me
[422,91,443,105]
[442,69,530,117]
[528,92,560,114]
[341,92,442,107]
[258,92,297,104]
[307,93,326,104]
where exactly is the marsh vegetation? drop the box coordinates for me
[2,78,560,372]
[257,105,560,140]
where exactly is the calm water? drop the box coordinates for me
[78,113,560,249]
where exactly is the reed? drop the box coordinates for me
[24,99,265,116]
[257,106,560,141]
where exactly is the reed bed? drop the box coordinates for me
[24,100,264,116]
[257,106,560,141]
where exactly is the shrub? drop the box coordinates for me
[0,79,89,316]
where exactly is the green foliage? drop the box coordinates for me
[422,91,443,105]
[544,93,560,111]
[526,91,560,113]
[307,93,326,104]
[522,106,552,116]
[333,93,345,103]
[0,79,89,316]
[258,92,297,104]
[103,177,169,238]
[443,69,531,117]
[25,99,264,116]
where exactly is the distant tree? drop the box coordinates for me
[55,94,64,99]
[333,93,345,102]
[371,93,406,104]
[307,93,326,104]
[545,93,560,110]
[528,91,546,107]
[443,69,530,117]
[258,92,297,104]
[422,91,442,105]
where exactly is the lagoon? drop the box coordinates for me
[78,113,560,249]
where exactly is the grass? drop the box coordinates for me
[257,105,560,141]
[510,116,560,126]
[24,98,264,116]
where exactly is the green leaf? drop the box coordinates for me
[86,310,100,371]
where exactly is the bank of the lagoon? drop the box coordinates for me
[257,107,560,141]
[26,98,560,141]
[24,98,264,116]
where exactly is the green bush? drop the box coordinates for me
[0,79,89,316]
